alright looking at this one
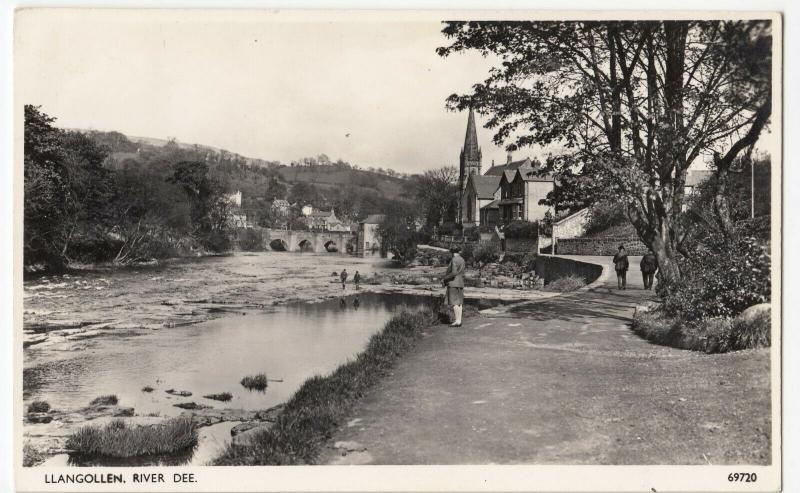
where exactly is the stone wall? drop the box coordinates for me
[552,208,589,240]
[556,237,648,256]
[534,256,604,285]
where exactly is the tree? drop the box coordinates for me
[412,166,459,227]
[377,210,418,265]
[24,105,68,268]
[438,20,772,282]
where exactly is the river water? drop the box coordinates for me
[22,252,438,466]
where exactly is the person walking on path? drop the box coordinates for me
[613,245,629,290]
[353,271,361,290]
[442,247,466,327]
[340,269,348,290]
[640,251,658,290]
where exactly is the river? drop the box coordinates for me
[22,252,437,466]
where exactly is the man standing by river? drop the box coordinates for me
[442,247,466,327]
[340,269,348,290]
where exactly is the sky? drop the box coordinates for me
[14,9,526,174]
[15,10,778,174]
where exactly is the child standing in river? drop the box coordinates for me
[354,271,361,290]
[340,269,348,290]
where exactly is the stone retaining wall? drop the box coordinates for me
[556,237,648,256]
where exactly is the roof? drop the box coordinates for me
[468,174,501,199]
[484,158,532,176]
[481,199,500,209]
[360,214,386,224]
[498,198,524,205]
[518,167,556,182]
[685,169,714,187]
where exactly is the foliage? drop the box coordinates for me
[543,274,586,292]
[438,21,773,282]
[463,226,480,241]
[631,308,769,353]
[66,417,197,458]
[241,374,268,391]
[235,228,265,251]
[659,223,770,320]
[23,442,46,467]
[503,220,539,239]
[27,401,51,413]
[472,242,501,264]
[89,395,119,406]
[377,210,419,265]
[405,166,459,228]
[213,307,437,465]
[584,201,628,236]
[204,392,233,402]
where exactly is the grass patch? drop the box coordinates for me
[66,417,197,458]
[240,374,268,391]
[631,307,770,353]
[27,400,51,413]
[204,392,233,402]
[23,442,46,467]
[90,394,118,406]
[141,386,154,393]
[214,306,437,465]
[543,274,586,292]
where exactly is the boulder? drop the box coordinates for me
[27,413,53,424]
[735,303,771,325]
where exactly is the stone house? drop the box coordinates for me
[461,174,501,227]
[497,165,555,223]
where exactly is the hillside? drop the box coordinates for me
[67,128,414,227]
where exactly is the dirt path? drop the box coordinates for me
[321,256,771,465]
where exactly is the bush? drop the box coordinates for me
[89,395,118,406]
[661,232,770,320]
[731,307,771,349]
[241,374,268,391]
[473,242,500,264]
[632,306,769,353]
[23,442,46,467]
[236,228,264,251]
[201,229,233,253]
[544,274,586,292]
[66,417,197,458]
[463,226,480,242]
[204,392,233,402]
[27,401,51,413]
[503,220,539,240]
[461,242,475,263]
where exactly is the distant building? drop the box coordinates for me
[307,209,346,231]
[271,199,291,218]
[225,190,242,208]
[684,169,714,195]
[357,214,386,256]
[497,163,555,223]
[456,109,555,227]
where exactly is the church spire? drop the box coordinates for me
[461,107,481,163]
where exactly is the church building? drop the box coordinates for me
[457,109,555,228]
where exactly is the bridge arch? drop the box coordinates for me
[297,239,313,252]
[269,239,288,251]
[324,240,339,253]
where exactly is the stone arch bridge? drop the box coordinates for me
[266,229,356,253]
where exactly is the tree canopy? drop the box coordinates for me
[438,20,772,281]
